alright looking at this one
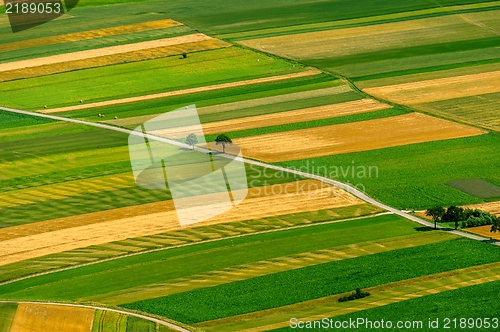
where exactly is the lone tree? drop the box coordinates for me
[186,133,198,150]
[215,134,232,153]
[426,206,445,229]
[442,206,465,230]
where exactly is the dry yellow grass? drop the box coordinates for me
[233,113,486,162]
[0,19,182,52]
[239,14,496,59]
[0,180,363,265]
[364,70,500,104]
[10,303,94,332]
[0,39,230,82]
[0,33,214,73]
[152,99,391,138]
[41,69,322,113]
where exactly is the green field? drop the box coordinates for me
[1,0,500,331]
[0,215,416,301]
[0,47,299,110]
[290,280,500,332]
[277,133,500,210]
[0,204,380,284]
[60,74,343,122]
[414,91,500,132]
[122,238,500,323]
[0,303,17,332]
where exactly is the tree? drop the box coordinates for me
[491,215,500,234]
[185,133,198,150]
[215,134,232,153]
[425,206,445,229]
[442,206,465,230]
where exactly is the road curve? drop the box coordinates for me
[1,106,497,246]
[0,300,191,332]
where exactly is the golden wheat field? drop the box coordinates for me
[9,303,94,332]
[364,70,500,104]
[0,33,215,73]
[0,39,230,82]
[467,225,500,240]
[233,113,486,162]
[0,180,363,265]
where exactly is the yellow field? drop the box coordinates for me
[233,113,486,162]
[10,303,94,332]
[239,14,497,59]
[0,39,230,82]
[0,180,364,265]
[0,174,135,209]
[464,201,500,216]
[41,69,322,113]
[467,225,500,240]
[0,19,182,52]
[0,33,215,73]
[364,70,500,104]
[152,99,391,138]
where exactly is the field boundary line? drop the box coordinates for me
[0,300,191,332]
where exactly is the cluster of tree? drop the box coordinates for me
[426,206,500,231]
[338,288,370,302]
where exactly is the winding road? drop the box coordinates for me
[0,105,498,331]
[1,105,495,244]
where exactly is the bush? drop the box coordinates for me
[338,288,370,302]
[459,209,498,228]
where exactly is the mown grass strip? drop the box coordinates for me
[90,231,455,305]
[122,238,500,324]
